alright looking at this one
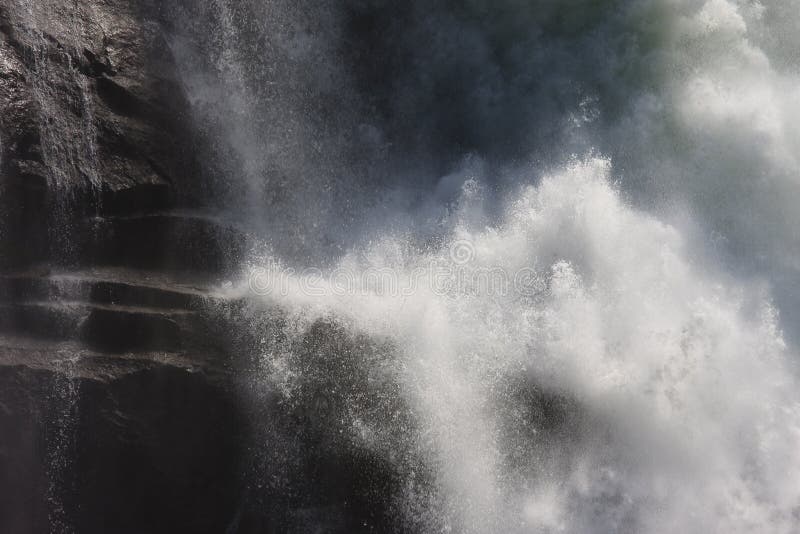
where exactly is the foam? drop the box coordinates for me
[240,157,800,532]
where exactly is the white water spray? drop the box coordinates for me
[236,157,800,532]
[164,0,800,530]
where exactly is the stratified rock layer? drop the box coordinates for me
[0,2,432,533]
[0,1,253,532]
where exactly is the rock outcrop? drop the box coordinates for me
[0,1,253,532]
[0,0,242,269]
[0,2,443,532]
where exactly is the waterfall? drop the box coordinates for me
[0,0,798,532]
[159,0,800,532]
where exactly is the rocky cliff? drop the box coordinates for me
[0,1,250,532]
[0,3,424,532]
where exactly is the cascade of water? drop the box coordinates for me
[165,0,800,531]
[232,157,798,532]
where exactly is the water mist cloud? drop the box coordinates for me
[163,0,800,531]
[238,157,800,533]
[165,1,800,338]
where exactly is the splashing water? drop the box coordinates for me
[162,0,800,531]
[235,158,800,532]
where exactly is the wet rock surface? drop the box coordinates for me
[0,1,254,532]
[0,0,231,272]
[0,2,419,532]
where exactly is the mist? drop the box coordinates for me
[163,1,800,532]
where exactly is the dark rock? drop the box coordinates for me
[84,212,246,277]
[0,1,256,532]
[0,2,423,533]
[0,0,206,272]
[0,362,247,534]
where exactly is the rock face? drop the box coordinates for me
[0,1,253,532]
[0,0,241,269]
[0,3,419,533]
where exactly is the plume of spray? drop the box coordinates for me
[163,0,800,531]
[235,157,800,532]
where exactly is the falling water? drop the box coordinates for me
[161,0,800,532]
